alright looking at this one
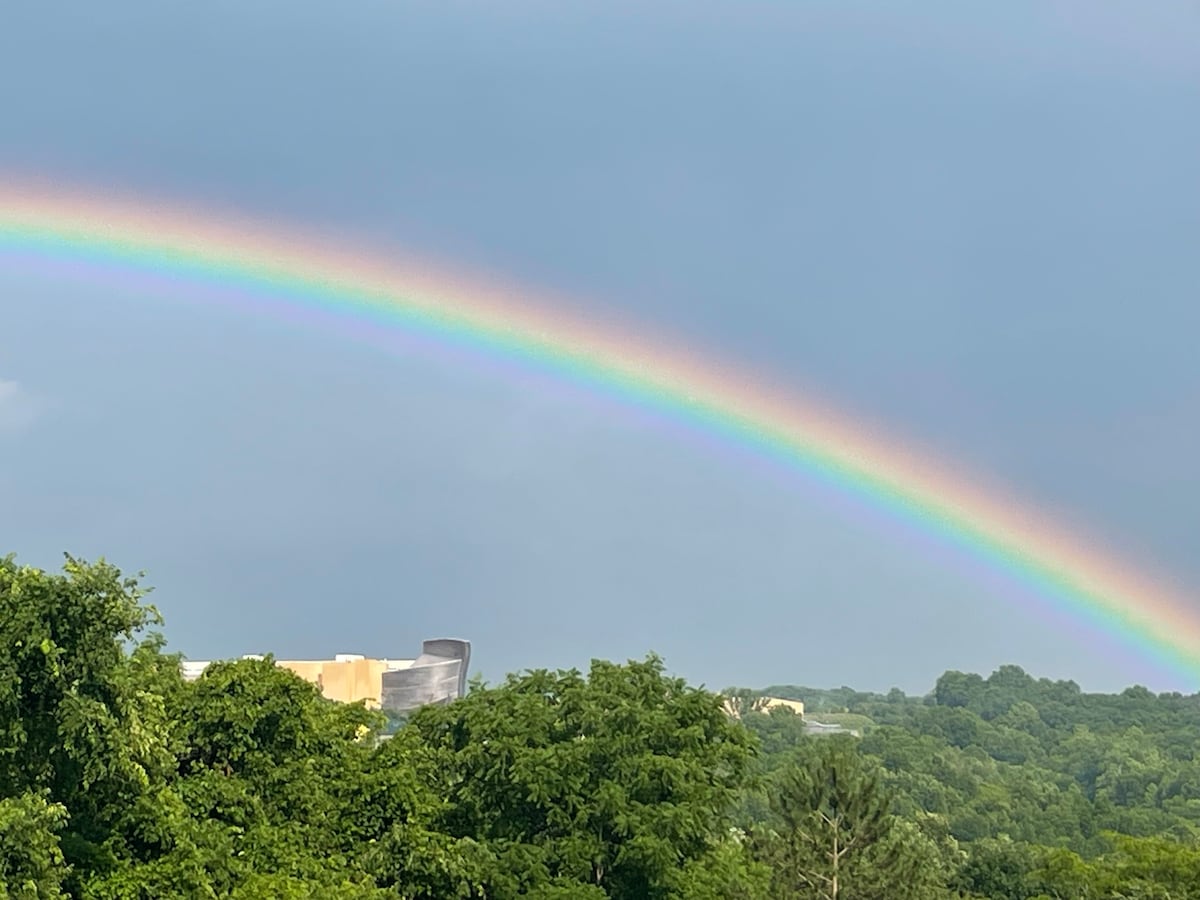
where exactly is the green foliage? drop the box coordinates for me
[0,554,180,891]
[408,656,760,899]
[740,664,1200,898]
[743,664,1200,853]
[752,739,951,899]
[0,555,776,897]
[0,791,70,898]
[1028,833,1200,899]
[6,552,1200,898]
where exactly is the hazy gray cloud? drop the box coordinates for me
[0,380,39,434]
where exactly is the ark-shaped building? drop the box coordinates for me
[380,638,471,712]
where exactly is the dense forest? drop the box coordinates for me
[3,554,1200,898]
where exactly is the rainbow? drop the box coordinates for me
[2,183,1198,683]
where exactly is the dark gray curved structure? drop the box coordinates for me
[380,638,471,713]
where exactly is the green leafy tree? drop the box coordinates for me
[0,791,70,898]
[160,656,383,894]
[0,554,180,890]
[756,738,890,899]
[408,655,761,899]
[950,837,1040,900]
[755,738,948,899]
[1032,834,1200,899]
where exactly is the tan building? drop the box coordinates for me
[722,694,805,718]
[759,696,806,716]
[275,654,415,707]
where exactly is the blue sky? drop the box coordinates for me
[2,2,1198,693]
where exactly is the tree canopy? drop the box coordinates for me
[3,552,1200,897]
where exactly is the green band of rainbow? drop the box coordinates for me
[3,184,1197,683]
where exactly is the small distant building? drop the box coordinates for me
[759,696,806,716]
[181,638,470,714]
[723,695,806,718]
[722,695,861,737]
